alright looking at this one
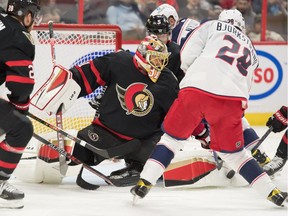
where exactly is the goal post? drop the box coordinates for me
[30,24,122,135]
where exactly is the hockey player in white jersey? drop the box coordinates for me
[150,3,200,47]
[131,9,287,207]
[150,3,271,168]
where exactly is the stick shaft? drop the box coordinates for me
[252,126,273,152]
[32,132,114,185]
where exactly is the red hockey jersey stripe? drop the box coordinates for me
[0,160,17,169]
[90,61,106,86]
[5,60,32,66]
[75,65,92,94]
[6,75,35,84]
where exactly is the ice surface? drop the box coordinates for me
[1,127,287,216]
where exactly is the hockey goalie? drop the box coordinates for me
[13,64,247,187]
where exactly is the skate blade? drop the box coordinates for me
[0,199,24,209]
[132,195,140,206]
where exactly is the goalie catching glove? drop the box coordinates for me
[30,65,81,115]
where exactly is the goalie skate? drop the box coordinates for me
[0,181,24,209]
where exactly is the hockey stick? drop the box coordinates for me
[212,151,223,170]
[32,132,115,186]
[48,20,67,176]
[28,112,141,158]
[251,126,274,152]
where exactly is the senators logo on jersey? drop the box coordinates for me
[116,83,154,117]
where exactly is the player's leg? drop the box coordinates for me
[109,131,162,186]
[263,130,287,176]
[242,117,270,166]
[0,99,33,209]
[210,99,287,207]
[131,89,203,198]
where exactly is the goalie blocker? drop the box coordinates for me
[31,65,81,115]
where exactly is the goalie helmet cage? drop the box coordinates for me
[29,23,122,135]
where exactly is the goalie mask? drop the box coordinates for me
[218,9,246,33]
[134,35,170,83]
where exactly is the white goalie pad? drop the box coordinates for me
[163,140,248,188]
[31,65,81,115]
[14,130,81,184]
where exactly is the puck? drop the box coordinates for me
[226,169,236,179]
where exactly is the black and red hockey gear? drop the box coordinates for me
[0,9,35,182]
[6,0,40,20]
[266,106,287,133]
[70,50,179,140]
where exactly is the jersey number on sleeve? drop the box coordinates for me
[215,35,251,76]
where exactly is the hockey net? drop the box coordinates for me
[3,24,122,136]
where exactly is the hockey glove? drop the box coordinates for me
[88,94,102,110]
[266,106,287,133]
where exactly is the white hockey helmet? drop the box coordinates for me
[218,9,246,33]
[150,4,179,29]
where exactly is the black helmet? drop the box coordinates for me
[146,15,171,35]
[6,0,40,19]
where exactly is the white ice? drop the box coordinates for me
[1,126,287,216]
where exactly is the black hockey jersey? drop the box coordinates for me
[0,12,35,109]
[166,40,184,82]
[70,50,179,139]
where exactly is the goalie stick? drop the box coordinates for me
[48,20,67,176]
[28,112,141,158]
[32,132,122,187]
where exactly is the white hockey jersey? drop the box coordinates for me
[172,18,200,46]
[180,20,259,100]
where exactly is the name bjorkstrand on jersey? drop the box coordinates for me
[216,21,258,66]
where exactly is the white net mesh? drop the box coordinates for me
[1,24,121,136]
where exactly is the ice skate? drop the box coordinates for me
[130,179,152,204]
[263,156,287,176]
[267,188,287,207]
[109,161,142,186]
[0,181,24,209]
[252,149,271,166]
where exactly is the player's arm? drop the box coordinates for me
[266,106,287,133]
[69,53,116,97]
[3,50,35,114]
[31,53,113,115]
[180,22,208,73]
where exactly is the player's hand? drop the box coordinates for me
[266,106,287,133]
